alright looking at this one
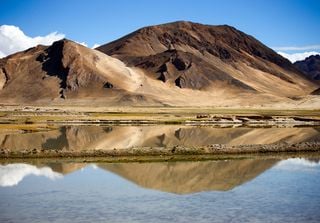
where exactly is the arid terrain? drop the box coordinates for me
[0,21,320,158]
[0,21,319,107]
[2,3,320,223]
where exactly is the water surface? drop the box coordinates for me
[1,156,320,223]
[0,125,319,152]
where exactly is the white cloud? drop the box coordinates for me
[273,45,320,51]
[92,43,100,49]
[278,51,320,63]
[0,25,65,58]
[0,163,62,187]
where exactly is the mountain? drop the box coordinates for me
[97,21,317,98]
[294,55,320,95]
[0,21,319,106]
[294,55,320,81]
[0,39,163,105]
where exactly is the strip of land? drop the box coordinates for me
[1,141,319,159]
[0,105,320,126]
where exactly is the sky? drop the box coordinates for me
[0,0,320,62]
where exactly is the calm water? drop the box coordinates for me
[1,157,320,223]
[0,125,319,151]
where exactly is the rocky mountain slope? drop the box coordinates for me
[0,21,319,106]
[97,21,317,98]
[0,39,156,104]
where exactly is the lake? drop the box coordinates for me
[0,124,320,222]
[1,156,320,223]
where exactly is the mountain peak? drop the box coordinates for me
[141,20,237,31]
[96,21,314,95]
[97,21,291,68]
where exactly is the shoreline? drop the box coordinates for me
[1,151,320,164]
[1,109,320,126]
[1,142,320,159]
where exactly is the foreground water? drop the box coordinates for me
[0,157,320,223]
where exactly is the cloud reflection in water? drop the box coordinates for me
[275,158,320,171]
[0,164,62,187]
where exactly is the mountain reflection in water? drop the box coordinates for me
[0,158,279,193]
[1,158,319,193]
[1,157,320,223]
[99,159,278,193]
[0,125,319,152]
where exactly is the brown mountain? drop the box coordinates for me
[294,55,320,82]
[294,55,320,95]
[0,21,318,106]
[0,39,162,105]
[97,21,317,97]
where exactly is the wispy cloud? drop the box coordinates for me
[278,51,320,63]
[0,25,65,58]
[273,44,320,51]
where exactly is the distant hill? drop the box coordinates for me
[294,55,320,81]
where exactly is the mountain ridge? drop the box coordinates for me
[0,21,319,107]
[97,21,317,96]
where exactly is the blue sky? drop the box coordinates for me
[0,0,320,61]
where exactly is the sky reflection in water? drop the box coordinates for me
[0,157,320,223]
